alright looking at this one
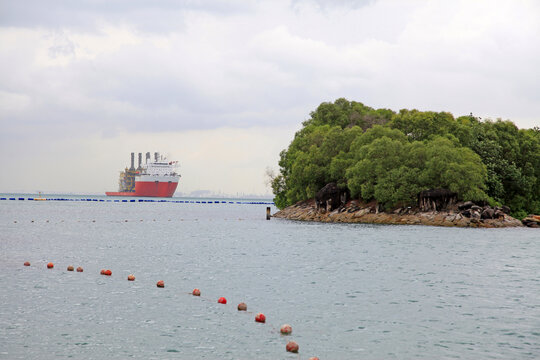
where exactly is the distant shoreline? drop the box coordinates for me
[273,199,524,228]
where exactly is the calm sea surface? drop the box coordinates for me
[1,195,539,359]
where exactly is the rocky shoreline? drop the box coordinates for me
[273,199,526,228]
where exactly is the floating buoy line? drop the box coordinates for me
[1,197,273,205]
[21,260,319,358]
[10,218,268,224]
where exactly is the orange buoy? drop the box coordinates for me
[192,288,201,296]
[286,341,299,353]
[237,302,247,311]
[127,274,135,281]
[218,297,227,304]
[23,261,30,266]
[76,267,83,272]
[67,265,74,271]
[308,357,320,360]
[255,313,266,323]
[156,280,165,288]
[280,324,292,335]
[47,262,54,269]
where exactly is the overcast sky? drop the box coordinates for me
[1,0,539,196]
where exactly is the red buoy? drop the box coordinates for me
[192,288,201,296]
[101,269,111,276]
[237,302,247,311]
[67,265,74,271]
[76,267,83,272]
[127,274,135,281]
[309,357,320,360]
[286,341,299,353]
[255,313,266,323]
[23,261,30,266]
[47,262,54,269]
[156,280,165,288]
[280,324,292,335]
[218,297,227,304]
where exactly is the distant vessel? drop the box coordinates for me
[34,191,46,201]
[106,152,180,197]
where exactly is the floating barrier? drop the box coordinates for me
[255,313,266,323]
[22,262,316,357]
[280,324,292,335]
[0,196,274,205]
[286,341,299,353]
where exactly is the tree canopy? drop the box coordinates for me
[271,98,540,218]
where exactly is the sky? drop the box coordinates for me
[1,0,539,196]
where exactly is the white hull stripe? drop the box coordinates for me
[137,175,180,183]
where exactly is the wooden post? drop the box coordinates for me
[266,207,271,220]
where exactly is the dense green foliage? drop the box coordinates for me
[271,99,540,218]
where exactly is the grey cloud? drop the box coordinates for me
[293,0,375,10]
[0,0,255,32]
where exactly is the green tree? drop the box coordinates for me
[420,137,487,201]
[345,130,487,209]
[277,125,361,206]
[303,98,394,130]
[388,109,456,141]
[469,119,540,216]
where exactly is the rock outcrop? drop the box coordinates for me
[273,199,524,228]
[522,215,540,228]
[457,201,510,220]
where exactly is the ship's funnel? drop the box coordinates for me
[130,152,135,170]
[154,152,159,162]
[146,152,151,164]
[138,153,142,169]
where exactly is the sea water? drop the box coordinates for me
[0,195,538,359]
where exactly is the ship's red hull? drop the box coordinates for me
[106,180,178,198]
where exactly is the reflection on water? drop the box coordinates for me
[0,197,539,359]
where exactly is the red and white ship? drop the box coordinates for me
[106,152,180,197]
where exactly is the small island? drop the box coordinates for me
[270,99,540,228]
